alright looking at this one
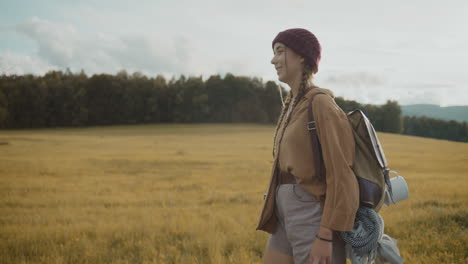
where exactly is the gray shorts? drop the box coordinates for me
[267,184,346,264]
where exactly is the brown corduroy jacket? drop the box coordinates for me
[256,86,359,233]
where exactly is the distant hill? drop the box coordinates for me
[401,104,468,123]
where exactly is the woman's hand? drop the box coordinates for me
[309,238,332,264]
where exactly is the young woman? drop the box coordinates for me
[256,28,360,264]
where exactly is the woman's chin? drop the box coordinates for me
[277,75,287,83]
[276,73,283,81]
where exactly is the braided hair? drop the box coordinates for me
[272,63,314,158]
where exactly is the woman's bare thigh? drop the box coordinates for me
[263,247,294,264]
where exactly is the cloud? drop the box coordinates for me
[14,17,79,68]
[398,90,442,106]
[1,1,467,106]
[313,70,467,106]
[322,71,387,87]
[0,51,54,75]
[315,71,450,106]
[396,82,463,106]
[400,83,457,90]
[314,71,385,103]
[8,17,192,76]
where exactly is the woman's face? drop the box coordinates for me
[271,42,304,83]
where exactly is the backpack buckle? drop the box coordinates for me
[307,121,316,130]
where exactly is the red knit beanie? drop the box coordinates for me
[272,28,321,73]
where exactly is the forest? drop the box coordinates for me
[0,70,466,142]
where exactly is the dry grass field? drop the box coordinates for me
[0,123,467,263]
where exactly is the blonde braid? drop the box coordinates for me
[272,63,314,158]
[272,91,292,157]
[300,63,314,94]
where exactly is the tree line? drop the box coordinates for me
[335,97,468,142]
[0,70,466,143]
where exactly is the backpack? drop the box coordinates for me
[307,92,393,212]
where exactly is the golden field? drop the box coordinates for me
[0,123,467,264]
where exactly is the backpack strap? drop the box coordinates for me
[307,92,327,180]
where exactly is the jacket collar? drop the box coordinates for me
[302,85,335,102]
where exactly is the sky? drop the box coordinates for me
[1,0,467,106]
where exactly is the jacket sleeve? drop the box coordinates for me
[313,94,359,232]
